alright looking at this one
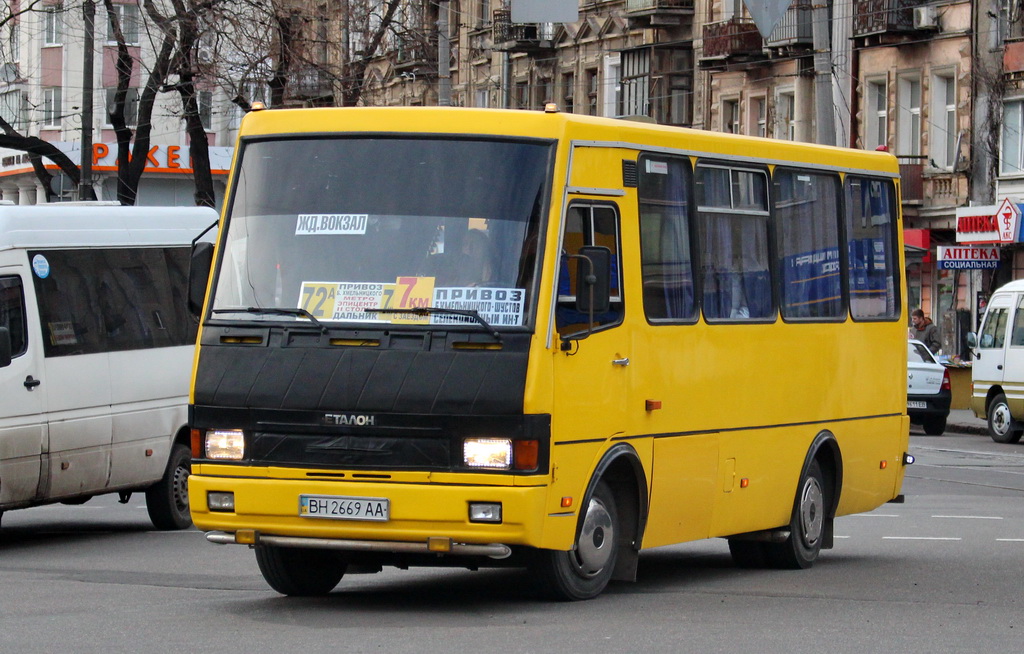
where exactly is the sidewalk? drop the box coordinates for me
[940,408,989,436]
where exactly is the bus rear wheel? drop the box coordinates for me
[532,480,619,601]
[255,544,348,596]
[763,459,826,570]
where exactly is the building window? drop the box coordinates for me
[621,48,650,118]
[474,88,489,108]
[478,0,489,26]
[106,2,140,45]
[198,90,213,130]
[562,72,574,114]
[1002,98,1024,175]
[42,87,61,127]
[105,88,139,127]
[865,78,887,150]
[44,3,63,46]
[931,72,957,169]
[603,54,621,117]
[586,69,598,116]
[722,98,740,134]
[751,97,766,137]
[775,90,795,140]
[897,76,922,157]
[0,90,26,130]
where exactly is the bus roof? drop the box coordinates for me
[0,205,218,251]
[236,106,900,176]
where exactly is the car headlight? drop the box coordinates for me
[205,429,245,460]
[463,438,512,469]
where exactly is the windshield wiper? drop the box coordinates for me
[367,307,501,341]
[213,306,327,334]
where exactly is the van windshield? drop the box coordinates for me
[210,137,552,331]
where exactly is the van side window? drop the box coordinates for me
[979,307,1008,349]
[30,247,196,357]
[0,276,28,357]
[1012,298,1024,346]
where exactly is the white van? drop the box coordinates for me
[0,204,217,528]
[970,278,1024,443]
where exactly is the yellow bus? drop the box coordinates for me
[187,105,911,600]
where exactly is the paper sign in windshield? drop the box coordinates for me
[295,214,368,235]
[298,279,525,327]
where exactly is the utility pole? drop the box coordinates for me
[437,0,451,105]
[811,1,836,146]
[79,0,96,200]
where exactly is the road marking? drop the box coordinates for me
[882,536,961,541]
[847,514,901,518]
[996,538,1024,542]
[931,515,1003,520]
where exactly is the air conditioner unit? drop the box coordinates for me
[913,5,939,30]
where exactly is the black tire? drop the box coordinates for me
[532,480,619,601]
[146,443,192,530]
[728,539,768,568]
[255,545,347,596]
[922,415,946,436]
[987,394,1023,444]
[762,459,827,570]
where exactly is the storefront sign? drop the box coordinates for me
[936,246,1001,269]
[955,200,1024,244]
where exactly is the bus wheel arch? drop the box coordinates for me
[532,443,648,600]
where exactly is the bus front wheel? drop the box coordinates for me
[763,459,826,570]
[532,480,619,601]
[255,544,347,596]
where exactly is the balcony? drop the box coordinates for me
[700,18,764,69]
[288,67,334,100]
[492,9,555,53]
[624,0,695,28]
[853,0,919,41]
[765,1,813,51]
[395,33,436,72]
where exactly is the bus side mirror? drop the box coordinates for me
[188,241,215,319]
[575,246,611,315]
[0,326,11,368]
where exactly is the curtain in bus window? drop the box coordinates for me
[0,276,28,357]
[639,156,695,321]
[774,169,842,319]
[697,165,772,320]
[845,177,898,319]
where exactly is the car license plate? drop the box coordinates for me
[300,494,389,521]
[907,400,928,409]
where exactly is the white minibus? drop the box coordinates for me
[0,203,217,528]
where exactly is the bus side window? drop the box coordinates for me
[556,203,622,335]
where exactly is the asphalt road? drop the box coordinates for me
[1,432,1022,654]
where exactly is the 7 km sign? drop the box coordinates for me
[996,198,1021,243]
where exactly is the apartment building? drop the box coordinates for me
[0,0,233,205]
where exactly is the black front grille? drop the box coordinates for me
[252,431,451,469]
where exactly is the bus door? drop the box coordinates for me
[551,201,630,461]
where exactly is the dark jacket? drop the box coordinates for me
[913,318,941,354]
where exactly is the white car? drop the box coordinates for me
[907,339,951,435]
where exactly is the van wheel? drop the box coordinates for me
[922,416,946,436]
[988,394,1023,444]
[146,443,192,530]
[255,545,347,596]
[763,460,826,569]
[531,480,619,601]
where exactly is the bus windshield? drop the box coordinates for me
[210,137,552,330]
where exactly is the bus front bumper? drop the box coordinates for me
[205,530,512,559]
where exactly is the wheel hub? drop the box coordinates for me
[798,477,824,548]
[574,496,614,577]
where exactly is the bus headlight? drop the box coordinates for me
[206,429,245,460]
[463,438,512,469]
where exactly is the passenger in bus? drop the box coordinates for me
[450,228,494,287]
